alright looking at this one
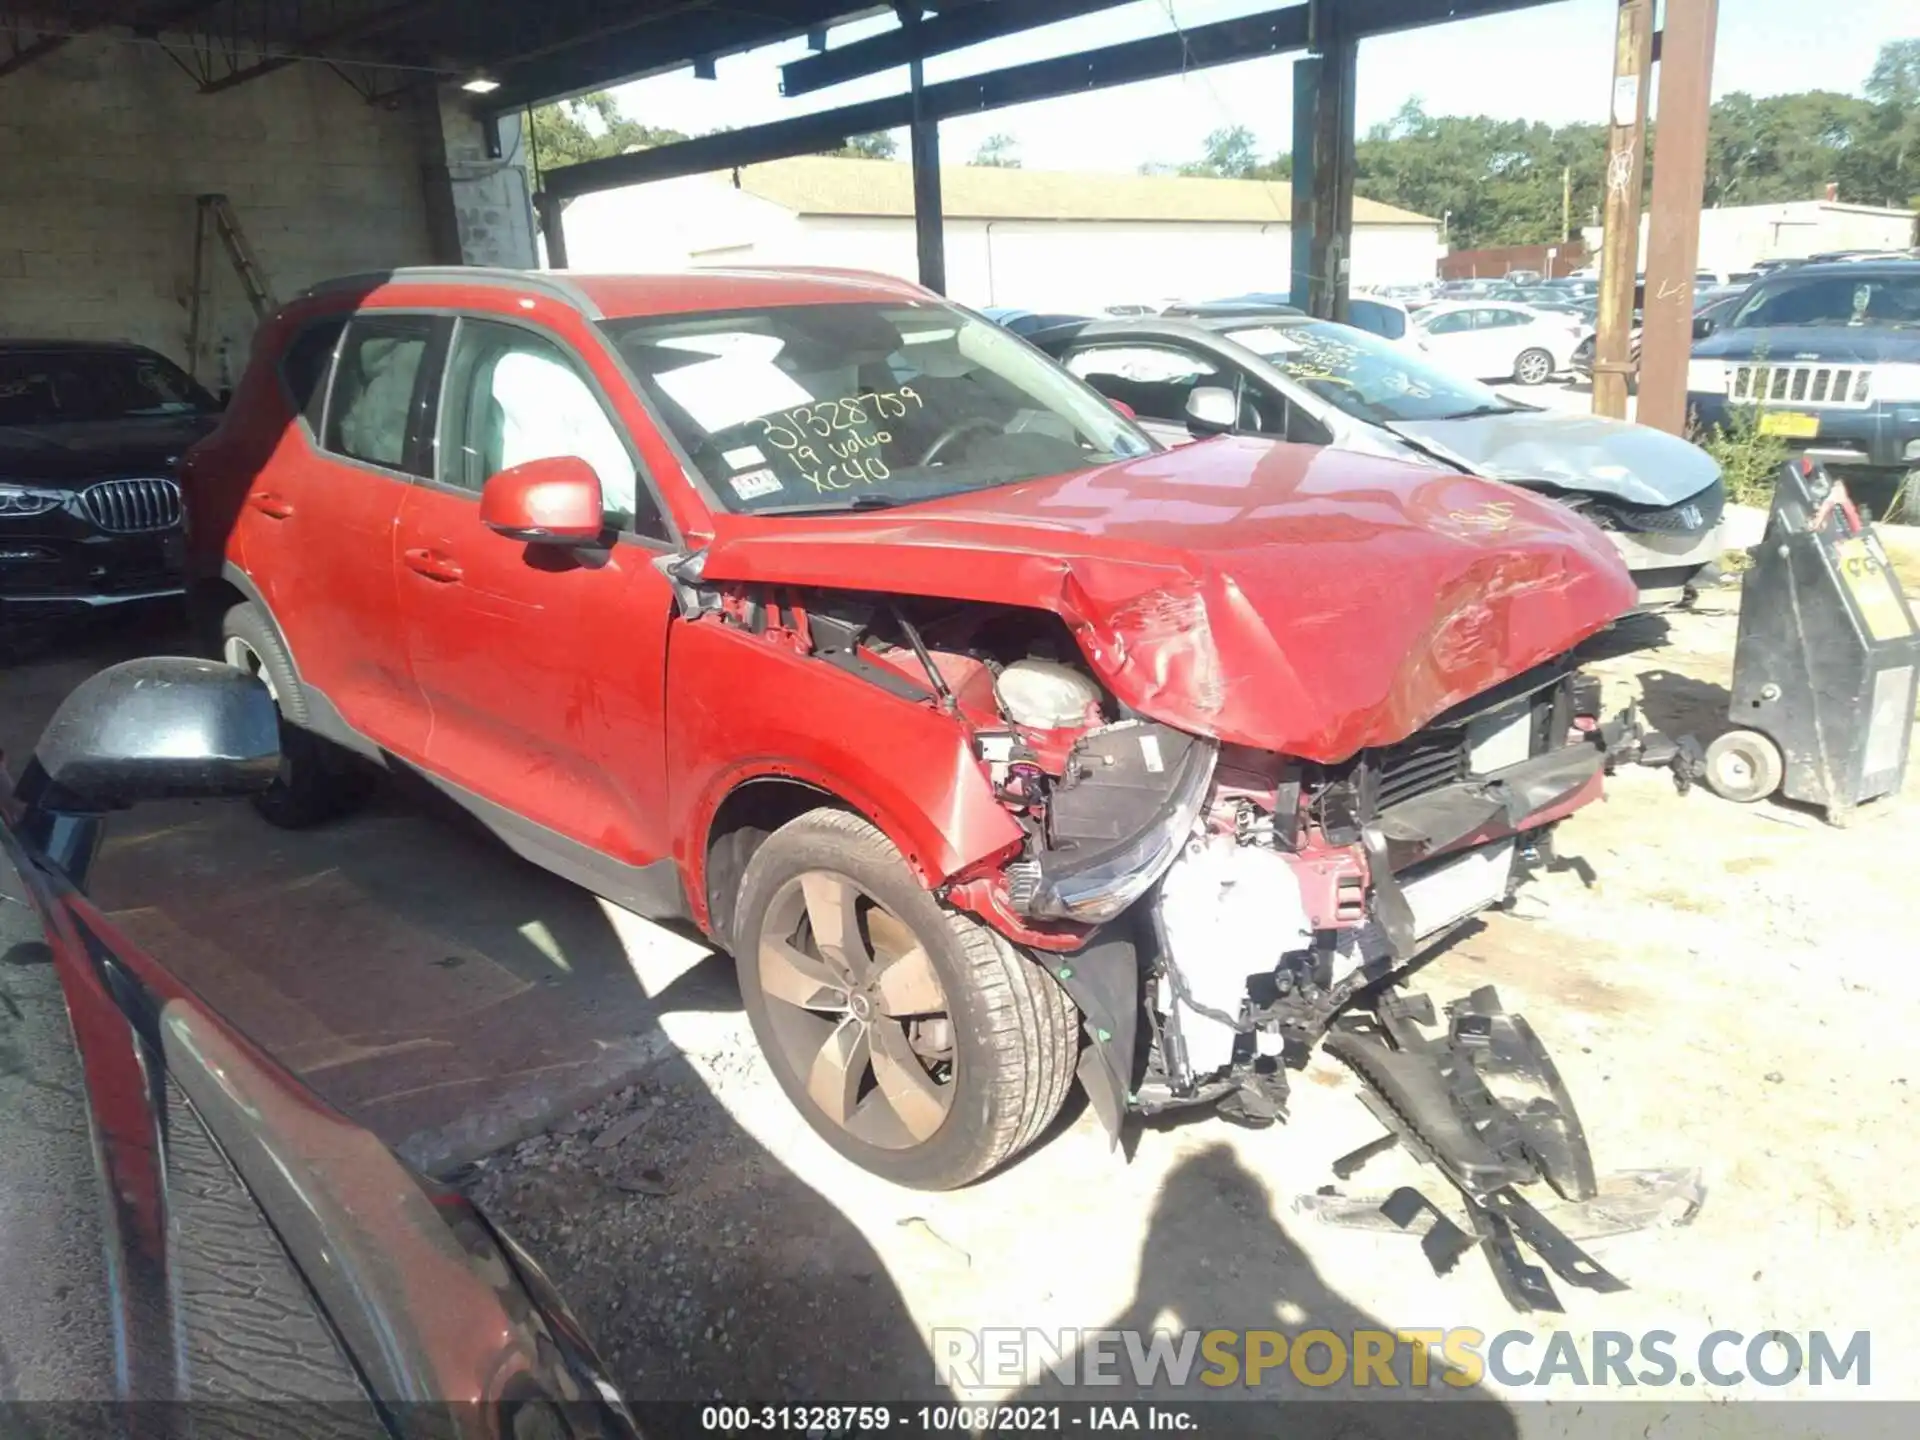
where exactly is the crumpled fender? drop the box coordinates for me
[700,441,1638,763]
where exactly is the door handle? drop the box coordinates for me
[247,491,294,520]
[403,548,464,583]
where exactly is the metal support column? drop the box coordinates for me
[1592,0,1654,420]
[907,36,946,294]
[1289,6,1356,321]
[1637,0,1719,435]
[536,192,570,270]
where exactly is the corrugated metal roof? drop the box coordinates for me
[730,156,1436,227]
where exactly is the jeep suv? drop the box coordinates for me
[184,267,1637,1191]
[1688,260,1920,519]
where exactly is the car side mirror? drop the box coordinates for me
[1185,386,1237,437]
[479,456,605,544]
[14,657,279,887]
[1692,315,1717,340]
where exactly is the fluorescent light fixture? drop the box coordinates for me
[461,74,501,94]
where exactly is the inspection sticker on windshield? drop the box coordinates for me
[729,468,784,501]
[722,444,767,470]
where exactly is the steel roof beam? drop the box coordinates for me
[544,1,1325,198]
[778,0,1135,98]
[195,0,447,94]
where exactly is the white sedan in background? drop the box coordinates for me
[1412,301,1587,385]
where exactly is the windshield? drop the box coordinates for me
[0,348,215,427]
[600,301,1153,514]
[1224,319,1514,425]
[1730,273,1920,329]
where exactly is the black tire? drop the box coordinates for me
[219,601,369,829]
[733,808,1078,1190]
[1513,348,1555,386]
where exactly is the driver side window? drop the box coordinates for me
[1423,311,1471,335]
[1064,343,1222,423]
[438,318,665,539]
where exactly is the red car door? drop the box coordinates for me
[227,313,441,757]
[392,313,679,898]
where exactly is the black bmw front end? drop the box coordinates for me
[0,342,216,617]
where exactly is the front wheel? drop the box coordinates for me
[1513,348,1555,386]
[220,602,370,829]
[732,808,1078,1190]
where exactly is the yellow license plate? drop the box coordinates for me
[1835,535,1915,642]
[1759,411,1820,438]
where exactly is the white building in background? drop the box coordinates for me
[559,156,1441,311]
[1581,199,1917,275]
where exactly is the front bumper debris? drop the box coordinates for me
[1324,985,1648,1313]
[1295,1166,1706,1241]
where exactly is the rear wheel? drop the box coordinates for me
[732,808,1078,1190]
[220,602,369,829]
[1513,348,1555,386]
[1704,729,1784,804]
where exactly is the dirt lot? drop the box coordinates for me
[463,583,1920,1430]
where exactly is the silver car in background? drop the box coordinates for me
[1030,313,1726,610]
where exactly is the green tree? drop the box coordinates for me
[1181,125,1261,179]
[831,132,899,159]
[972,133,1021,168]
[527,92,685,171]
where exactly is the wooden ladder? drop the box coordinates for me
[187,193,278,383]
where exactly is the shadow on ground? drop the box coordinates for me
[1634,667,1733,743]
[995,1145,1517,1432]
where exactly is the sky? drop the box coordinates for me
[605,0,1914,175]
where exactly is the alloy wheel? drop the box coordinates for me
[755,870,956,1149]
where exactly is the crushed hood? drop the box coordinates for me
[701,437,1638,762]
[1384,409,1722,508]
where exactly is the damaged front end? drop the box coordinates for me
[968,650,1661,1312]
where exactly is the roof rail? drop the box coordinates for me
[293,266,604,319]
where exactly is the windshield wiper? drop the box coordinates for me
[747,494,904,517]
[1433,403,1522,420]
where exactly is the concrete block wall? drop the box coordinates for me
[0,35,443,384]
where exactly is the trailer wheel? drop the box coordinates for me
[1704,729,1783,804]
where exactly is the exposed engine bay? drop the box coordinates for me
[684,576,1677,1309]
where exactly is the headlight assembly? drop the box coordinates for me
[0,485,67,519]
[1019,738,1218,923]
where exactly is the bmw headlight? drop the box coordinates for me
[1686,359,1727,395]
[0,484,67,519]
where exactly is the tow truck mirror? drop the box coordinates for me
[1185,386,1238,437]
[480,456,604,544]
[15,657,279,887]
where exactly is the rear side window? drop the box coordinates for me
[281,319,344,433]
[325,316,438,475]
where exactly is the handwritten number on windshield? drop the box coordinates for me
[754,387,922,455]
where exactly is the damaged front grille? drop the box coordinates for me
[1372,730,1470,810]
[1583,477,1725,537]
